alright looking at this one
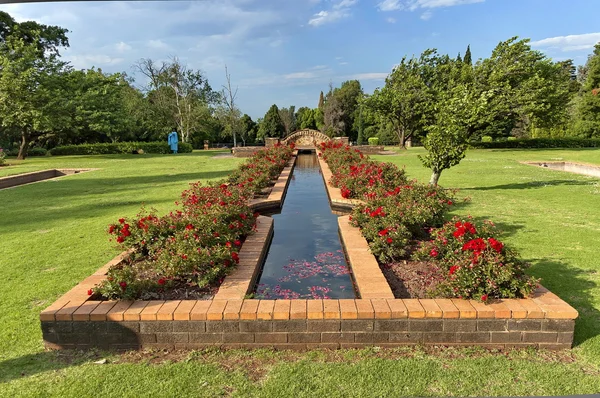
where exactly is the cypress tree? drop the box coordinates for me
[464,45,472,65]
[318,91,325,109]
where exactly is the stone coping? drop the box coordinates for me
[0,168,97,190]
[316,151,363,211]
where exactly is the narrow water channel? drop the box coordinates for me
[254,152,356,299]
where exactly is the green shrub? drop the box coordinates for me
[368,137,379,146]
[6,147,47,156]
[0,148,6,166]
[471,138,600,149]
[481,136,493,142]
[49,142,193,156]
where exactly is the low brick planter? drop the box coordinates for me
[0,168,96,190]
[40,150,578,351]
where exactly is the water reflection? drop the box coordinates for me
[254,152,356,299]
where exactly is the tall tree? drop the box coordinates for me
[260,104,285,139]
[239,114,257,145]
[318,91,325,109]
[0,33,69,159]
[220,65,241,147]
[278,105,296,136]
[463,44,472,65]
[574,43,600,137]
[134,57,218,143]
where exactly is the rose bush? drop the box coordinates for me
[93,144,293,299]
[412,217,539,301]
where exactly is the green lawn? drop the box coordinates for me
[1,148,600,397]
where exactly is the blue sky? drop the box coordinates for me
[2,0,600,119]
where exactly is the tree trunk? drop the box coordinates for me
[17,132,29,160]
[429,171,441,186]
[396,126,407,150]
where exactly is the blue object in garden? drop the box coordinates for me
[168,131,179,154]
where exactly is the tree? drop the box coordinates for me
[0,34,69,159]
[239,114,257,145]
[295,107,317,130]
[473,37,572,139]
[278,106,296,136]
[260,104,285,138]
[134,57,218,143]
[220,65,241,146]
[318,91,325,109]
[573,43,600,137]
[366,55,431,148]
[0,11,69,56]
[463,44,472,66]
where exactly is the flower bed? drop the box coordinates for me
[318,141,537,302]
[92,144,294,301]
[40,143,578,352]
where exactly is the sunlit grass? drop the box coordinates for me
[1,147,600,397]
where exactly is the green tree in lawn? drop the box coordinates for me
[278,105,296,136]
[420,83,489,186]
[260,104,285,138]
[0,33,69,159]
[573,43,600,138]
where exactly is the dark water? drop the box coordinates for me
[254,152,356,299]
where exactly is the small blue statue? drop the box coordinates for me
[167,131,179,154]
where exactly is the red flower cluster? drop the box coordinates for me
[378,229,389,236]
[453,221,476,238]
[365,206,386,218]
[488,237,504,253]
[341,187,351,199]
[462,238,487,253]
[449,265,459,275]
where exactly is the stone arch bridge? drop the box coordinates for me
[277,129,348,148]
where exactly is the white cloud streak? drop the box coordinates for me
[530,33,600,52]
[378,0,483,12]
[308,0,357,26]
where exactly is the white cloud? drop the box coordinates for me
[420,10,433,20]
[65,54,125,69]
[378,0,483,12]
[147,39,170,50]
[530,33,600,52]
[378,0,404,11]
[284,72,318,79]
[339,61,349,65]
[334,0,358,9]
[386,17,397,23]
[308,0,357,26]
[347,72,388,80]
[115,41,132,53]
[311,65,329,70]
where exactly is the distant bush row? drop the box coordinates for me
[49,142,193,156]
[4,147,48,157]
[471,138,600,149]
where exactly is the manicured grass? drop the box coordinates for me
[1,148,600,397]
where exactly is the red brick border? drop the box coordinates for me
[40,150,578,351]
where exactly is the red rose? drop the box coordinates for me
[430,249,438,257]
[386,237,393,244]
[449,265,459,275]
[157,278,166,285]
[224,259,232,267]
[481,294,488,302]
[231,252,239,263]
[185,224,194,230]
[378,229,389,237]
[87,289,93,296]
[226,241,232,248]
[119,281,127,290]
[213,232,220,237]
[116,236,124,243]
[108,225,115,234]
[234,240,241,246]
[118,218,125,224]
[488,237,504,253]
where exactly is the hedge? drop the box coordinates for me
[471,138,600,149]
[6,147,48,157]
[49,142,193,156]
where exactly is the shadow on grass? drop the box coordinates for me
[0,350,98,384]
[1,169,231,229]
[527,259,600,347]
[465,179,592,191]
